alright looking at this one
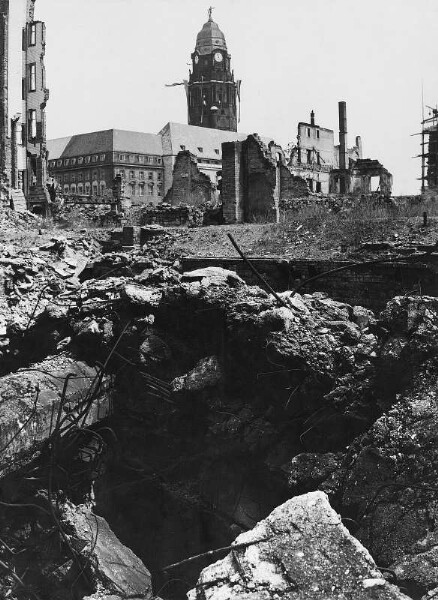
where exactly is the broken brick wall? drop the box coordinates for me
[222,135,308,224]
[222,140,244,224]
[243,134,278,222]
[165,150,215,207]
[279,165,309,203]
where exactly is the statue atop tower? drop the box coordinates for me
[187,10,239,131]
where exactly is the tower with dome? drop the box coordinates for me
[187,8,239,132]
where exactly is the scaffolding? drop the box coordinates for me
[414,105,438,192]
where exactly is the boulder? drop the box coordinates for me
[122,283,162,307]
[62,502,153,599]
[0,354,112,476]
[172,356,223,393]
[182,267,244,287]
[188,492,409,599]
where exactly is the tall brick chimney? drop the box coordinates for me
[338,101,348,193]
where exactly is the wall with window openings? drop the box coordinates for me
[113,151,163,204]
[49,151,164,204]
[24,12,49,207]
[289,123,335,194]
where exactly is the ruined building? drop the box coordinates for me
[222,134,309,223]
[288,101,392,196]
[418,106,438,194]
[187,8,239,132]
[23,0,50,213]
[47,124,253,205]
[0,0,49,213]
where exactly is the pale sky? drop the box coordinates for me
[25,1,438,194]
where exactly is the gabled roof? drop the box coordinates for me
[159,122,254,161]
[47,129,163,160]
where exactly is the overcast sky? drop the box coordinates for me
[29,0,438,194]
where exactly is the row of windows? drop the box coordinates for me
[61,170,104,182]
[179,144,220,156]
[307,179,322,193]
[306,127,321,139]
[51,155,106,168]
[190,87,236,108]
[64,182,106,195]
[127,182,161,197]
[51,154,163,168]
[297,149,321,165]
[62,181,164,197]
[117,169,162,181]
[118,154,162,165]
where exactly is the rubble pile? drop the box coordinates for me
[51,198,119,227]
[2,218,438,598]
[139,202,210,228]
[0,233,102,365]
[0,206,43,233]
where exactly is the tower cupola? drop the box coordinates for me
[187,8,239,132]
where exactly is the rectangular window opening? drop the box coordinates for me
[29,23,37,46]
[29,63,36,92]
[28,109,37,139]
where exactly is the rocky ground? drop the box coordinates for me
[1,206,438,599]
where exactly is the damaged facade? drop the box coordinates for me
[0,0,49,213]
[418,106,438,194]
[289,101,392,196]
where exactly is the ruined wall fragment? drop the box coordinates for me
[165,149,215,207]
[222,135,308,223]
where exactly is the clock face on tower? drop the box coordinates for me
[214,52,223,63]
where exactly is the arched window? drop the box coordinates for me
[100,182,106,195]
[85,182,91,195]
[147,183,153,196]
[139,184,145,196]
[77,183,84,194]
[130,183,136,196]
[63,184,69,194]
[71,184,77,194]
[92,183,98,196]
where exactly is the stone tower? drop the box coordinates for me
[187,8,238,132]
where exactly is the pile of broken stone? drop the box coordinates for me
[1,232,438,598]
[0,233,101,356]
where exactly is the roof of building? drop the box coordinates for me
[195,18,227,55]
[159,122,257,161]
[47,129,163,160]
[47,123,275,164]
